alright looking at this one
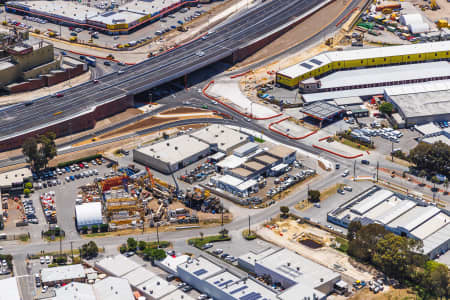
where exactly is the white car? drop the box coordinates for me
[341,170,349,177]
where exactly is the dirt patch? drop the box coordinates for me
[160,107,209,115]
[236,0,350,67]
[99,116,179,139]
[299,239,323,249]
[350,287,417,300]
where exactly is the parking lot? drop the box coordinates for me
[30,157,114,240]
[1,3,213,50]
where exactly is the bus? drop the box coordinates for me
[85,57,96,67]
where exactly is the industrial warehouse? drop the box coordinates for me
[328,186,450,259]
[276,41,450,89]
[5,0,208,34]
[133,125,249,174]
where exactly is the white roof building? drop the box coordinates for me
[95,255,141,277]
[75,202,103,229]
[93,277,134,300]
[50,282,96,300]
[0,277,20,300]
[159,290,195,300]
[41,264,86,284]
[137,275,177,299]
[155,254,190,274]
[190,125,248,154]
[399,13,424,26]
[0,167,32,189]
[122,266,156,287]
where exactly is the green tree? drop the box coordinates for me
[280,206,289,217]
[308,190,321,203]
[100,223,108,232]
[127,238,137,252]
[410,142,450,178]
[119,244,127,254]
[23,188,31,197]
[87,241,99,258]
[80,226,88,234]
[24,182,33,189]
[219,228,229,238]
[379,102,394,115]
[347,223,388,262]
[143,248,166,261]
[91,225,98,233]
[347,220,362,242]
[421,261,450,299]
[22,132,57,171]
[138,240,147,251]
[199,232,204,240]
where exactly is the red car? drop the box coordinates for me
[78,163,84,168]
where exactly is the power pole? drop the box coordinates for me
[221,199,224,228]
[353,160,356,180]
[156,223,160,248]
[248,215,251,236]
[391,142,394,162]
[70,241,74,262]
[376,161,379,182]
[59,232,62,257]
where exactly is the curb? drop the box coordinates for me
[268,117,318,140]
[230,70,252,79]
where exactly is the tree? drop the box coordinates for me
[421,261,450,299]
[138,240,147,251]
[81,241,99,259]
[410,142,450,178]
[100,223,108,232]
[119,244,127,254]
[127,238,137,252]
[91,225,98,233]
[444,178,449,194]
[379,102,394,115]
[347,223,388,262]
[24,182,33,189]
[23,188,31,197]
[143,248,166,261]
[347,221,362,242]
[80,226,88,234]
[199,232,204,240]
[22,132,57,171]
[219,228,228,237]
[280,206,289,217]
[308,190,321,203]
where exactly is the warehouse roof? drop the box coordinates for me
[238,247,278,268]
[301,101,344,120]
[375,199,416,225]
[388,206,440,232]
[362,195,402,220]
[256,248,340,288]
[122,266,156,287]
[317,62,450,89]
[385,82,450,120]
[95,255,141,277]
[302,86,387,103]
[231,167,253,178]
[385,80,450,96]
[254,154,279,165]
[410,212,450,240]
[0,167,32,188]
[41,264,86,283]
[135,134,210,164]
[137,276,177,299]
[75,202,102,227]
[333,96,363,106]
[423,224,450,255]
[206,271,278,300]
[155,254,190,274]
[160,290,195,300]
[277,41,450,79]
[422,135,450,146]
[278,282,325,300]
[415,122,443,136]
[191,125,248,153]
[351,189,394,216]
[0,277,20,300]
[266,145,296,159]
[243,161,266,171]
[216,155,247,169]
[177,256,222,280]
[233,142,259,157]
[236,179,258,192]
[94,277,134,300]
[51,282,95,300]
[217,174,243,187]
[89,11,144,25]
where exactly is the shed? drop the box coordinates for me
[409,23,429,34]
[399,14,423,26]
[75,202,102,230]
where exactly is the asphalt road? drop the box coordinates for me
[0,0,327,141]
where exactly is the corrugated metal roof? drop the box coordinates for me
[278,41,450,79]
[423,224,450,255]
[351,189,393,215]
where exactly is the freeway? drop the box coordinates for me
[0,0,328,141]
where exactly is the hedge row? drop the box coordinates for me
[57,154,102,168]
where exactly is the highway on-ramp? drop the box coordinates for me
[0,0,328,141]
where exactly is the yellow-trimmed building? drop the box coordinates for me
[276,41,450,89]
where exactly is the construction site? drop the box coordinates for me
[75,164,230,233]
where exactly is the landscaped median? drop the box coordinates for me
[268,117,318,140]
[312,144,363,159]
[188,232,231,249]
[242,229,257,240]
[202,80,283,121]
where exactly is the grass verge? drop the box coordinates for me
[188,235,231,248]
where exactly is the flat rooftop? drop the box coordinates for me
[216,155,247,169]
[317,61,450,89]
[137,276,177,299]
[177,256,223,280]
[350,189,394,216]
[41,264,85,283]
[231,167,254,178]
[93,277,134,300]
[88,10,144,25]
[301,101,344,120]
[422,224,450,255]
[206,271,278,300]
[387,89,450,120]
[95,255,141,277]
[387,205,440,232]
[135,134,210,164]
[242,161,266,171]
[410,212,450,240]
[256,248,340,288]
[160,289,195,300]
[122,266,156,287]
[266,145,296,159]
[191,125,248,153]
[362,195,402,220]
[238,247,278,268]
[0,167,32,188]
